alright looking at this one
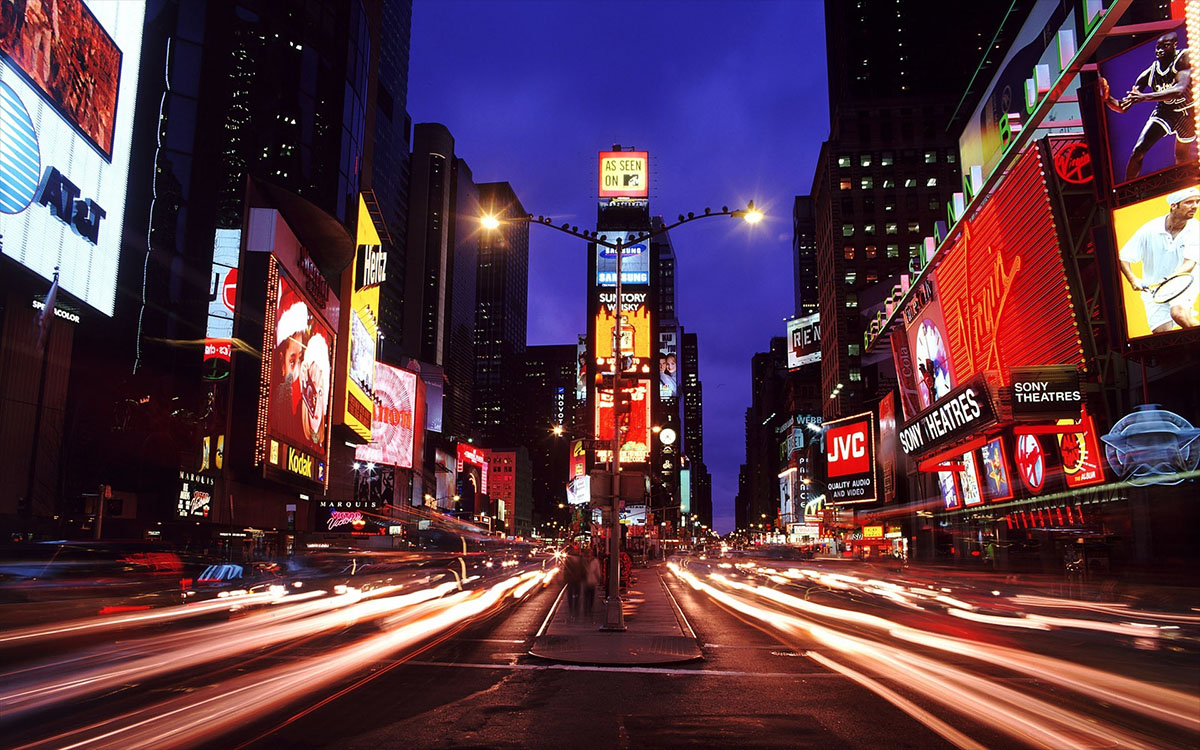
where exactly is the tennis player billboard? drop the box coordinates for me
[1111,185,1199,340]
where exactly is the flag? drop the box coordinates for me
[37,269,59,349]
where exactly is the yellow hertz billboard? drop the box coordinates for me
[336,197,387,442]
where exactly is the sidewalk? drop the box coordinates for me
[528,561,703,665]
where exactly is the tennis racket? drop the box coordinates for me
[1148,274,1194,304]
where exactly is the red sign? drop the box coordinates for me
[1015,434,1045,493]
[1056,410,1106,489]
[827,420,870,477]
[222,268,238,312]
[1052,142,1092,185]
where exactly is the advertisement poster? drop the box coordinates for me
[203,229,241,381]
[1111,186,1199,339]
[575,335,588,400]
[595,380,651,464]
[1055,409,1106,489]
[0,0,144,316]
[980,437,1013,501]
[658,330,678,398]
[1099,22,1196,186]
[938,470,960,510]
[787,314,821,369]
[336,196,383,441]
[355,363,417,470]
[960,451,984,507]
[598,151,649,198]
[266,270,334,483]
[824,412,877,504]
[596,231,651,285]
[904,282,955,411]
[1015,434,1046,494]
[878,392,898,503]
[595,292,651,366]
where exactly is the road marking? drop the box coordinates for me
[402,660,839,678]
[536,585,566,637]
[461,638,527,644]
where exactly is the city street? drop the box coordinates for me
[1,552,1196,749]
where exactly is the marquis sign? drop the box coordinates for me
[1010,365,1082,421]
[898,374,997,456]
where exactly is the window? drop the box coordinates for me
[860,176,874,189]
[844,246,856,260]
[886,244,899,258]
[863,197,875,212]
[849,368,862,382]
[839,178,853,190]
[883,178,895,189]
[865,245,877,259]
[859,154,872,167]
[864,223,876,234]
[907,221,920,233]
[845,292,858,308]
[866,271,878,284]
[947,152,957,164]
[842,224,855,237]
[886,222,898,235]
[884,200,896,213]
[924,150,937,164]
[838,155,851,168]
[926,176,938,187]
[904,177,917,188]
[841,197,855,214]
[848,344,861,356]
[881,152,894,166]
[908,244,920,257]
[928,198,940,210]
[844,270,857,284]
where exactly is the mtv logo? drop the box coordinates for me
[623,174,640,187]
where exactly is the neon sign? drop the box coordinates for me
[1101,405,1200,486]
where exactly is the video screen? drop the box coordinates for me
[268,272,335,464]
[0,0,122,158]
[1111,185,1199,339]
[1099,22,1196,187]
[356,363,416,470]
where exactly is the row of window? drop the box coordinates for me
[838,150,955,169]
[842,221,924,237]
[843,196,941,214]
[843,244,920,260]
[840,176,938,190]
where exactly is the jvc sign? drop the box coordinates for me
[825,412,877,504]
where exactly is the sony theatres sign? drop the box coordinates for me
[899,375,997,456]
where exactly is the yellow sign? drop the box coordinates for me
[598,151,649,198]
[335,197,383,442]
[862,525,884,539]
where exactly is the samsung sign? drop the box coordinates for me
[0,0,144,317]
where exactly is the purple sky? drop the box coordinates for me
[407,0,829,533]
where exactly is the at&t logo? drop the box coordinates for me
[0,79,41,214]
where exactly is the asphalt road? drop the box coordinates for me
[1,554,1196,749]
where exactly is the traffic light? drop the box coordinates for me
[615,391,633,415]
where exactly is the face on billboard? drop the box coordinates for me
[980,438,1013,501]
[1099,24,1196,187]
[0,0,143,316]
[355,363,416,470]
[268,271,334,469]
[1112,186,1200,339]
[576,335,587,400]
[658,331,677,399]
[596,233,651,285]
[911,317,953,410]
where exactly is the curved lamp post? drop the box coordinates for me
[483,201,763,631]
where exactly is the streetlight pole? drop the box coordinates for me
[481,201,763,632]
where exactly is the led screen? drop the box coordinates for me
[0,0,143,315]
[337,196,382,441]
[1098,21,1195,187]
[596,232,650,285]
[1111,186,1199,340]
[595,380,651,464]
[355,363,417,470]
[266,270,334,483]
[658,330,678,399]
[575,335,587,400]
[595,293,651,363]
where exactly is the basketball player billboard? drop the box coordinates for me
[1098,21,1196,188]
[1111,185,1199,339]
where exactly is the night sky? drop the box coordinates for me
[407,0,829,533]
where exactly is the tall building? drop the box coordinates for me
[373,0,414,365]
[792,196,818,317]
[522,344,580,525]
[403,123,478,438]
[487,448,532,537]
[743,338,789,532]
[814,0,1013,421]
[681,331,712,529]
[474,182,529,446]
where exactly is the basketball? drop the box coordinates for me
[1099,76,1110,101]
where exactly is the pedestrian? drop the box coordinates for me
[582,548,602,617]
[563,546,585,619]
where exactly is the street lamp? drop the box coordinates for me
[482,200,763,631]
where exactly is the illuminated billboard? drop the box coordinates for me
[355,363,417,470]
[898,146,1083,394]
[787,314,821,369]
[595,380,652,465]
[457,444,489,515]
[980,437,1014,502]
[658,330,678,398]
[598,151,649,198]
[0,0,144,316]
[1098,21,1195,187]
[263,266,334,487]
[824,412,877,504]
[596,232,651,285]
[595,291,651,368]
[203,229,241,381]
[335,197,383,442]
[1055,408,1105,489]
[575,335,588,400]
[1111,186,1199,340]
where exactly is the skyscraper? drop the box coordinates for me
[681,331,712,529]
[474,182,529,447]
[522,344,580,525]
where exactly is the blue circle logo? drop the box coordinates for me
[0,79,41,215]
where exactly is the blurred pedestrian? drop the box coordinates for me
[563,546,585,619]
[583,548,602,618]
